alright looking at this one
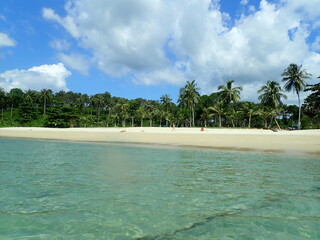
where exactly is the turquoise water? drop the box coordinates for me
[0,138,319,240]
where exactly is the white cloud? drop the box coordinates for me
[0,32,16,47]
[42,8,80,38]
[42,0,320,103]
[49,39,70,51]
[0,63,71,92]
[240,0,249,6]
[58,53,89,75]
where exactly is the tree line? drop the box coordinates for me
[0,63,319,129]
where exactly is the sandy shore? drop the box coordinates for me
[1,127,320,155]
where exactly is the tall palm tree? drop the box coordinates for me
[160,94,172,126]
[209,101,225,127]
[259,107,272,129]
[226,108,240,128]
[257,80,287,108]
[115,102,129,127]
[93,94,105,125]
[136,107,146,127]
[40,89,53,115]
[157,109,166,127]
[218,80,243,104]
[200,107,212,128]
[24,90,38,105]
[0,88,6,119]
[281,63,312,129]
[179,80,201,127]
[242,103,260,128]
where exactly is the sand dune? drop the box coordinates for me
[1,127,319,155]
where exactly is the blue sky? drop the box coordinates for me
[0,0,319,104]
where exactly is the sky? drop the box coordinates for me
[0,0,319,105]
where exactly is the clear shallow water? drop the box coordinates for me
[0,138,319,240]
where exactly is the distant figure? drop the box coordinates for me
[201,127,205,132]
[120,130,126,133]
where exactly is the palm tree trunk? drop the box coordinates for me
[275,118,281,130]
[297,92,301,130]
[10,104,13,119]
[248,115,252,128]
[43,97,46,115]
[204,119,207,128]
[192,106,195,127]
[219,114,222,127]
[141,118,143,127]
[269,117,273,129]
[107,108,111,127]
[1,108,3,119]
[132,117,134,127]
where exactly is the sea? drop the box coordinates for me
[0,138,319,239]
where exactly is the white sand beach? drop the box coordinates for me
[0,127,320,154]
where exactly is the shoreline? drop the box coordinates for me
[1,127,320,155]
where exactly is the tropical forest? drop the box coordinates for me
[0,63,319,129]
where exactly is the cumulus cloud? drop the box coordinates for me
[0,63,71,92]
[58,52,89,75]
[0,32,16,47]
[43,0,320,103]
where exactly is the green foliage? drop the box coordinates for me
[45,105,79,128]
[0,70,317,129]
[18,102,39,124]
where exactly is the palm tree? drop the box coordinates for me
[242,103,260,128]
[259,107,272,129]
[258,80,287,108]
[0,88,6,119]
[281,63,312,129]
[160,94,172,126]
[93,94,105,125]
[179,80,201,127]
[157,109,166,127]
[24,90,38,105]
[226,108,240,128]
[115,102,129,127]
[209,101,225,127]
[136,107,146,127]
[218,80,243,104]
[40,89,53,115]
[200,107,212,128]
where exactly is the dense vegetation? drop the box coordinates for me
[0,64,319,129]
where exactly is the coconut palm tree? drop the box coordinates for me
[242,103,260,128]
[179,80,201,127]
[258,80,287,108]
[93,94,105,125]
[259,108,272,129]
[281,63,312,129]
[157,109,166,127]
[160,94,172,126]
[40,89,53,115]
[226,108,240,128]
[24,90,38,105]
[218,80,243,104]
[209,101,225,127]
[0,88,6,119]
[115,102,129,127]
[200,107,212,128]
[136,107,146,127]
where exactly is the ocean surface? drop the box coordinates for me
[0,138,319,240]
